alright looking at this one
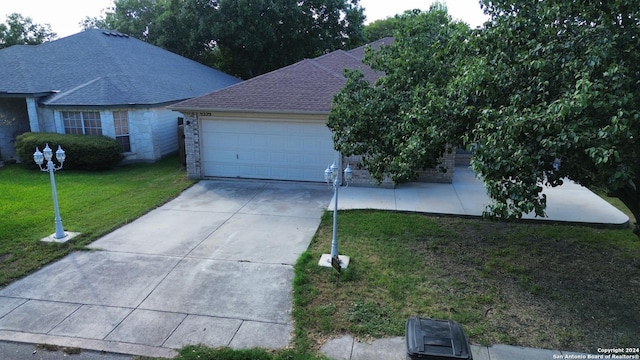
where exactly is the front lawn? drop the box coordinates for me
[154,210,640,360]
[3,158,638,358]
[0,154,194,286]
[295,211,640,353]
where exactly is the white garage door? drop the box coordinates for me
[200,118,339,182]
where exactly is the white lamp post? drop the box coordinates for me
[319,162,353,270]
[33,144,67,240]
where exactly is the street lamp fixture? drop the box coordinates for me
[319,161,353,271]
[34,144,68,241]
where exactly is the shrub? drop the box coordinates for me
[15,132,124,171]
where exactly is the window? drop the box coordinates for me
[113,110,131,152]
[83,112,102,135]
[62,111,102,136]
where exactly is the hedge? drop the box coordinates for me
[15,132,124,171]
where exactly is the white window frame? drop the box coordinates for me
[113,110,131,153]
[62,111,103,136]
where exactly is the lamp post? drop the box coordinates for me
[319,162,352,270]
[33,144,67,240]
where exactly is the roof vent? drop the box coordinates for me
[102,31,129,38]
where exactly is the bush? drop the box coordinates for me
[15,132,124,171]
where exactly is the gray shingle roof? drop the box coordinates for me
[170,37,393,114]
[0,29,241,106]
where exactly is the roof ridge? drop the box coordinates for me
[191,60,306,96]
[168,60,314,108]
[92,30,131,85]
[306,58,347,80]
[49,77,103,100]
[348,36,394,53]
[313,49,360,62]
[210,58,320,88]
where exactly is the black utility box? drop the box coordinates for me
[406,317,473,360]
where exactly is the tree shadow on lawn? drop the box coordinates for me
[302,211,640,353]
[416,218,640,351]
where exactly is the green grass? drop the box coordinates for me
[0,154,194,286]
[4,159,639,358]
[593,188,637,227]
[161,345,327,360]
[296,210,640,353]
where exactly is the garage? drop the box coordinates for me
[169,39,392,183]
[200,117,339,182]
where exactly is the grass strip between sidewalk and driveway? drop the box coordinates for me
[0,154,194,286]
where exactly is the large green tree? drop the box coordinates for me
[470,0,639,235]
[213,0,365,79]
[362,12,402,42]
[328,5,473,182]
[85,0,365,78]
[0,13,56,49]
[329,1,640,236]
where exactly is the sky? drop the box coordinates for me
[0,0,489,39]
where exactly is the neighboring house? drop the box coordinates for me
[0,29,241,162]
[170,38,455,186]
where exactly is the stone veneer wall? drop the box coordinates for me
[182,112,202,179]
[342,154,395,188]
[343,147,456,187]
[415,147,456,183]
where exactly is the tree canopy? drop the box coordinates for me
[362,12,403,43]
[84,0,366,79]
[212,0,365,78]
[83,0,217,66]
[329,1,640,235]
[328,4,473,182]
[0,13,56,49]
[471,0,639,234]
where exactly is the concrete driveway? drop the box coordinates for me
[0,180,331,358]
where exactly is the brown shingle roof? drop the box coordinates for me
[347,37,393,63]
[170,38,393,114]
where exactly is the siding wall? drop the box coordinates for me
[41,107,179,162]
[36,107,56,132]
[1,101,178,162]
[151,108,180,158]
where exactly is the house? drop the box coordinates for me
[0,29,241,162]
[170,38,455,186]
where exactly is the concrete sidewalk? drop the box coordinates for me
[334,166,629,227]
[320,335,592,360]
